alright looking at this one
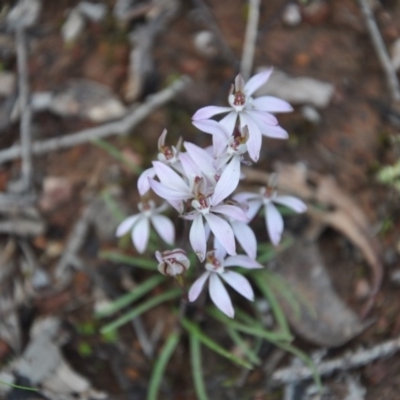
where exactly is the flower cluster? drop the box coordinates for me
[116,70,307,317]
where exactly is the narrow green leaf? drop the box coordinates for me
[147,331,180,400]
[101,289,181,334]
[252,270,291,337]
[190,336,209,400]
[92,138,142,174]
[275,341,322,390]
[0,381,37,391]
[207,308,292,343]
[99,250,158,270]
[226,328,261,365]
[96,275,165,318]
[101,190,126,222]
[257,237,293,264]
[181,319,252,369]
[263,272,301,317]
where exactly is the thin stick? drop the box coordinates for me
[16,27,33,190]
[358,0,400,102]
[241,0,261,81]
[0,76,190,164]
[55,206,92,280]
[272,335,400,384]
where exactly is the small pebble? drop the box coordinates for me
[301,105,321,124]
[193,30,219,59]
[32,269,51,290]
[282,3,302,27]
[62,9,85,42]
[78,2,107,22]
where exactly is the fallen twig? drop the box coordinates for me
[0,193,36,212]
[272,335,400,384]
[16,27,33,191]
[357,0,400,102]
[0,218,45,236]
[240,0,261,81]
[55,205,92,281]
[0,76,190,164]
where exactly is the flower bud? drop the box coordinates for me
[156,248,190,277]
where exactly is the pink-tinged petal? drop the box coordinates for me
[213,237,227,261]
[214,153,232,171]
[190,214,207,261]
[224,255,262,269]
[212,135,229,159]
[155,202,168,214]
[235,74,245,92]
[192,106,232,120]
[252,96,293,113]
[157,128,168,149]
[116,214,140,237]
[132,217,150,253]
[179,152,200,181]
[182,211,196,221]
[168,199,184,213]
[137,167,156,196]
[240,113,262,162]
[265,202,284,246]
[245,110,278,126]
[261,124,289,139]
[244,68,273,96]
[205,213,236,256]
[209,274,234,318]
[192,119,230,139]
[221,271,254,301]
[233,191,261,203]
[247,199,263,220]
[231,221,257,259]
[184,142,215,176]
[212,204,248,222]
[152,161,189,193]
[149,179,192,201]
[155,250,163,263]
[151,214,175,245]
[188,272,210,301]
[273,195,307,213]
[219,111,238,136]
[212,157,240,206]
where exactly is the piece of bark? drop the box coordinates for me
[272,239,367,347]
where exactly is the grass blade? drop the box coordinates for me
[0,381,37,391]
[147,331,180,400]
[181,319,252,369]
[207,308,292,342]
[101,289,181,334]
[92,138,142,174]
[99,250,158,270]
[226,327,261,365]
[275,341,322,389]
[252,270,292,337]
[257,237,293,264]
[96,275,165,318]
[190,335,209,400]
[101,190,126,222]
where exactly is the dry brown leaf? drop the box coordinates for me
[273,240,368,347]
